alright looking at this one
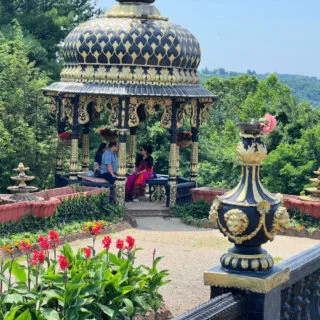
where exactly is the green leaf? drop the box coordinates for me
[12,261,27,282]
[66,309,79,320]
[16,309,32,320]
[4,306,23,320]
[4,293,23,304]
[119,285,135,295]
[96,303,115,318]
[40,308,60,320]
[123,298,134,317]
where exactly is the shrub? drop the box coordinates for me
[171,200,211,221]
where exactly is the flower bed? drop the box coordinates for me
[0,230,170,319]
[0,192,124,248]
[0,186,108,223]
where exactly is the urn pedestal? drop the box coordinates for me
[209,133,290,272]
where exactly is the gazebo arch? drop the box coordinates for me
[43,0,217,206]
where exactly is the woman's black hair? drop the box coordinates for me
[96,143,107,155]
[142,145,153,155]
[108,141,118,148]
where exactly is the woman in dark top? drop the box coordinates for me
[94,143,107,175]
[125,145,154,201]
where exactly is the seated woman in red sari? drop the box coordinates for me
[126,145,154,201]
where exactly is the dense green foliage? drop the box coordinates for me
[0,243,169,319]
[0,193,124,243]
[0,22,57,192]
[200,68,320,108]
[0,0,100,80]
[171,200,211,222]
[289,208,320,230]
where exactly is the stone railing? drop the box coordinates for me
[279,244,320,319]
[175,244,320,320]
[173,293,245,320]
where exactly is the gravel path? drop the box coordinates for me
[68,217,319,317]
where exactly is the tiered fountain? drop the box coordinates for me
[6,163,42,202]
[299,168,320,202]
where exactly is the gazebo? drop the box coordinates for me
[43,0,217,206]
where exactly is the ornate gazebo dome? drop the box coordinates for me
[44,0,213,97]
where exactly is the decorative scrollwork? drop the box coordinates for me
[106,97,120,127]
[209,196,221,223]
[199,102,213,125]
[150,185,166,202]
[160,100,173,128]
[257,200,271,215]
[225,209,249,236]
[78,96,91,125]
[49,97,58,118]
[272,206,290,233]
[62,98,73,124]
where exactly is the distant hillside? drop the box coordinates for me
[200,68,320,108]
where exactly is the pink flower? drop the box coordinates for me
[58,255,70,270]
[38,235,52,251]
[102,236,112,250]
[261,114,277,134]
[125,236,135,250]
[116,239,124,250]
[83,248,91,259]
[48,230,60,245]
[30,250,45,266]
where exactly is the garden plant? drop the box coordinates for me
[0,230,169,319]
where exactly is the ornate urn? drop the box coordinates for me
[209,122,290,272]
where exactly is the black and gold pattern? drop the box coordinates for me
[61,1,201,86]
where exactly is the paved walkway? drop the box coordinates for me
[68,217,319,317]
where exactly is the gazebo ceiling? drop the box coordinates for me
[43,0,215,99]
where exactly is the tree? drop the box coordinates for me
[0,21,56,192]
[261,124,320,194]
[0,0,101,79]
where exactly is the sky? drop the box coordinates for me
[99,0,320,78]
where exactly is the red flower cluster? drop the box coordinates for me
[177,131,192,141]
[58,131,81,139]
[58,255,70,270]
[48,230,60,245]
[115,236,135,251]
[102,236,112,250]
[20,240,33,252]
[126,236,135,250]
[31,250,45,266]
[38,235,51,251]
[83,248,91,259]
[92,224,102,235]
[116,239,124,250]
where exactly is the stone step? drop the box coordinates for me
[125,210,171,218]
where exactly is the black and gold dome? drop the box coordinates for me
[44,0,214,98]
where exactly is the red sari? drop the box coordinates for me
[126,156,153,198]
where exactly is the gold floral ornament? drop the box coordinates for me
[272,206,290,233]
[209,196,221,222]
[224,209,249,236]
[257,200,271,215]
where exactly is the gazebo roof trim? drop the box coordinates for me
[43,82,217,99]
